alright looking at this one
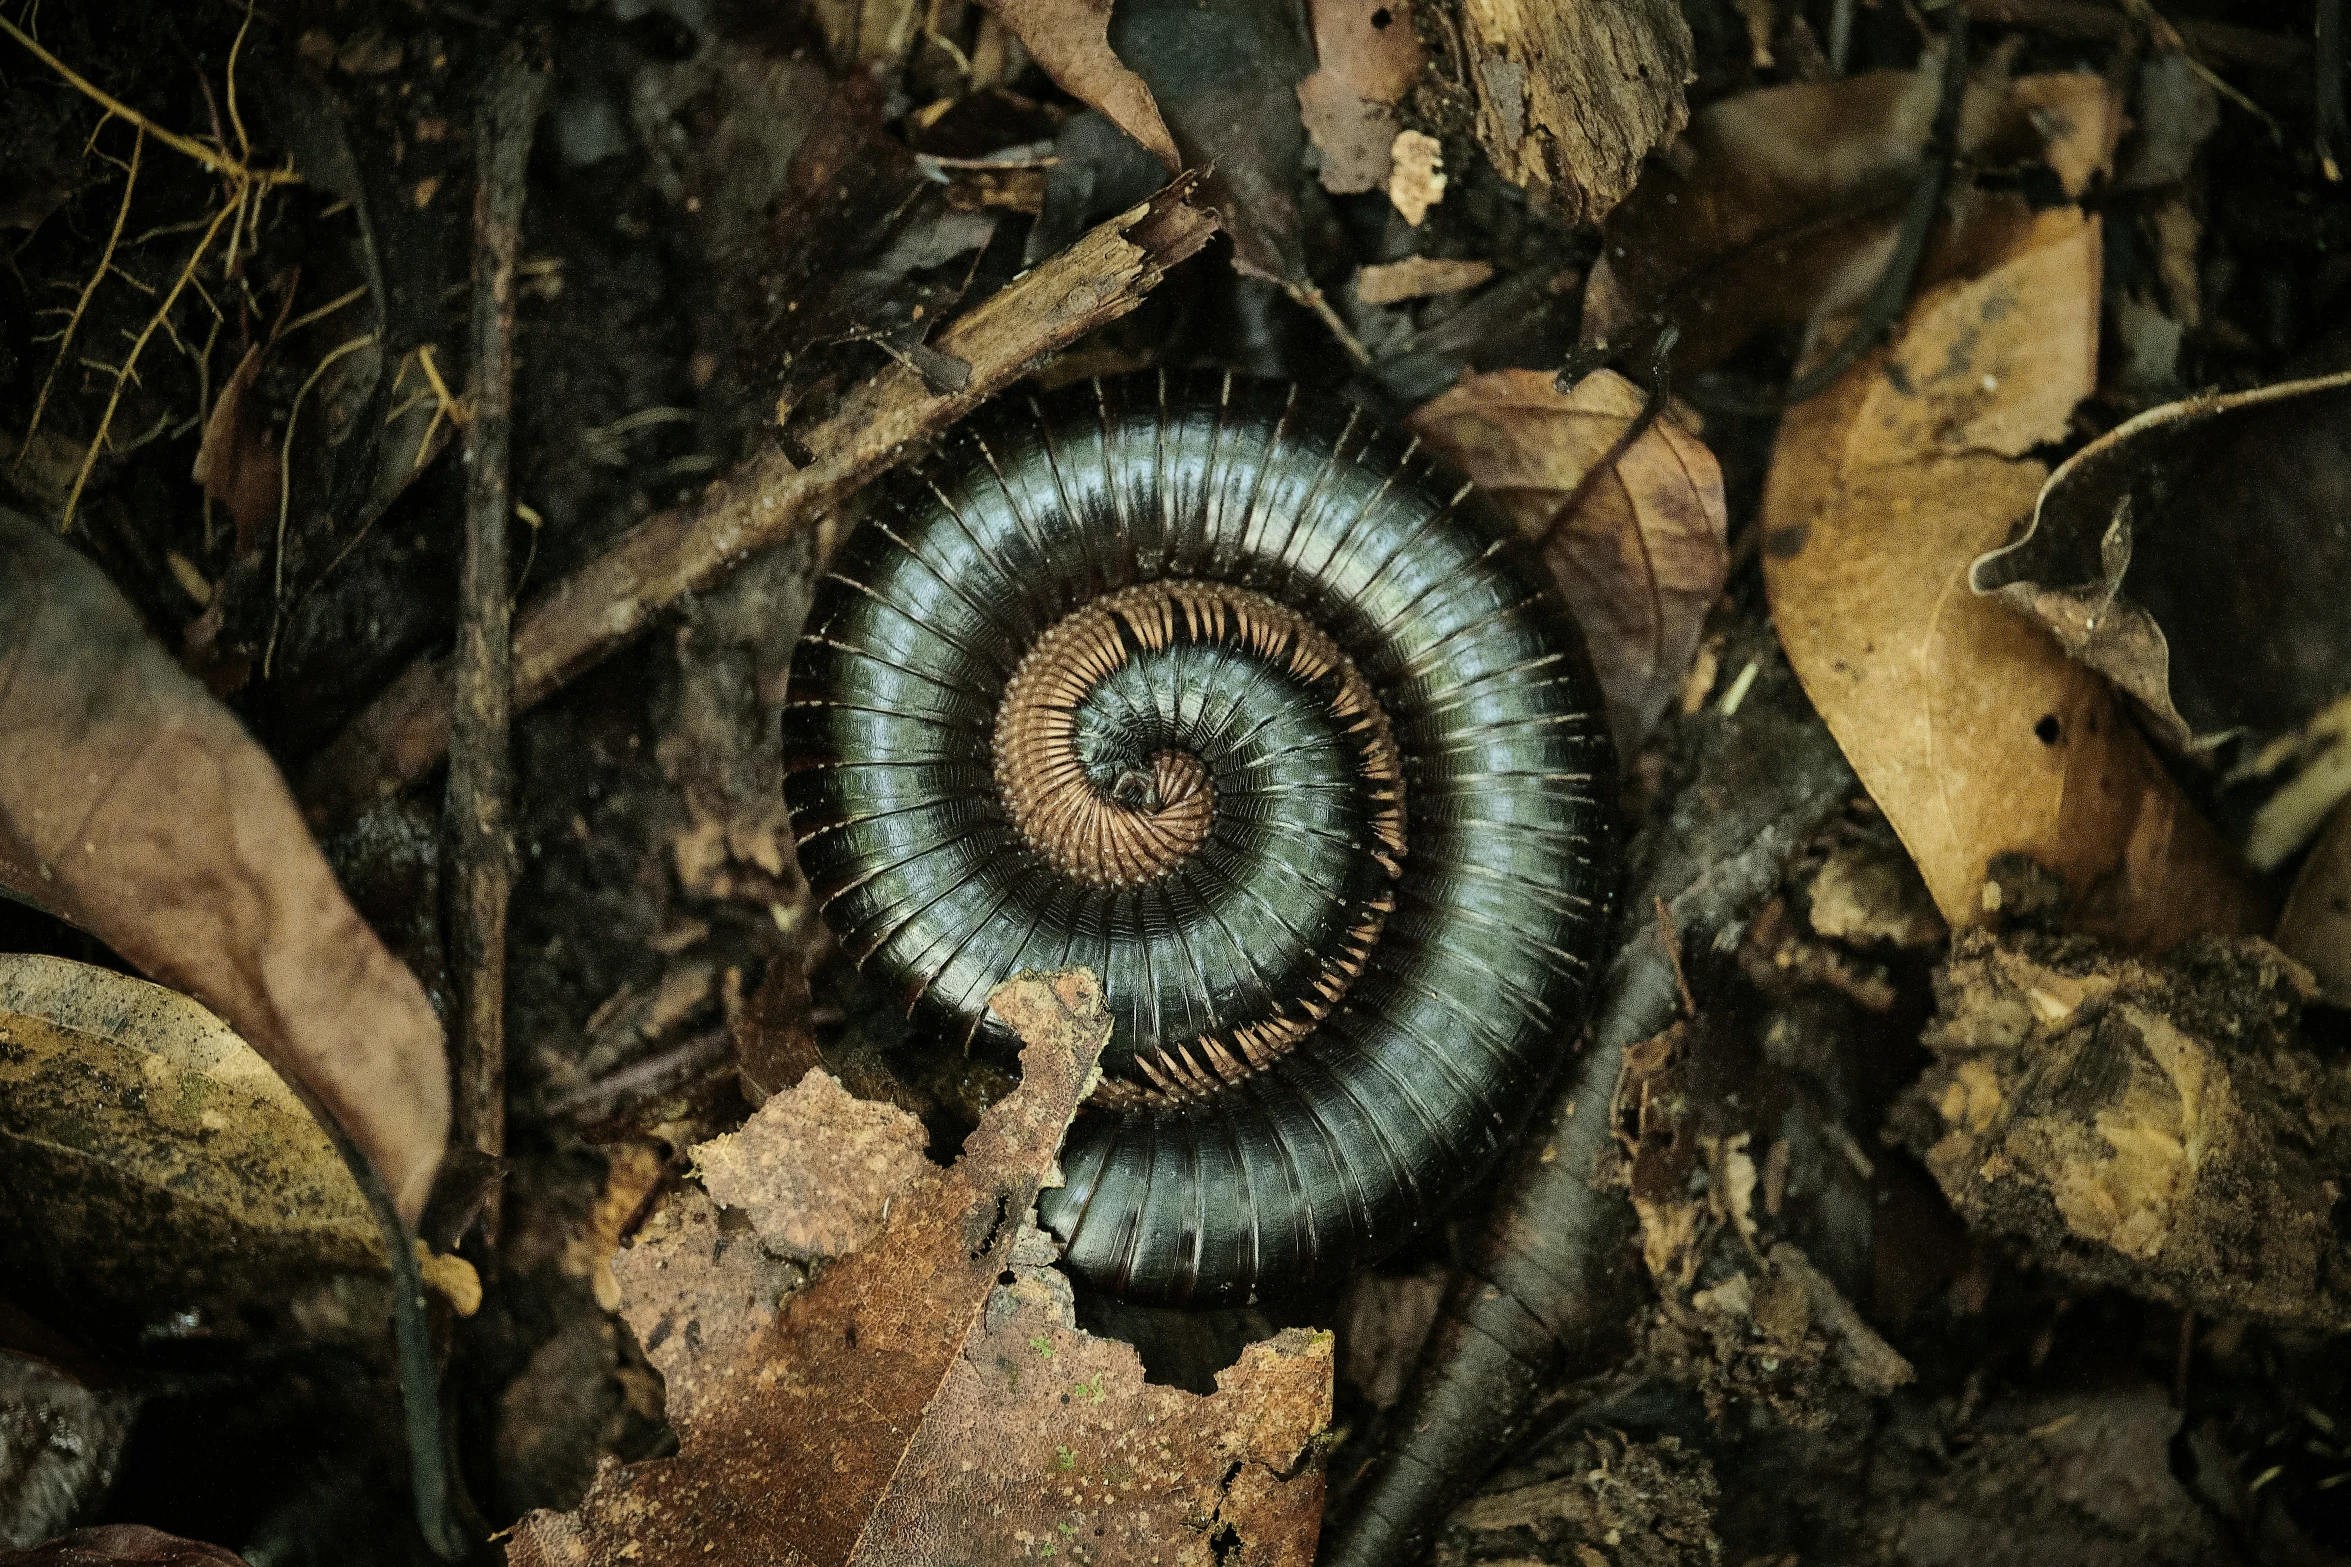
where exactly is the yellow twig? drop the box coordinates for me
[16,121,140,475]
[0,14,299,188]
[225,0,257,166]
[57,181,237,531]
[411,342,472,468]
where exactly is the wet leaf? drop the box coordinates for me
[0,954,381,1320]
[1408,367,1730,754]
[0,509,447,1221]
[1297,0,1426,195]
[1456,0,1693,226]
[1969,370,2351,868]
[981,0,1178,168]
[1759,208,2266,950]
[1583,59,2120,380]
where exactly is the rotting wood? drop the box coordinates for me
[300,175,1219,831]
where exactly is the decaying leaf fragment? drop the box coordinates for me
[1408,367,1728,754]
[1455,0,1693,226]
[2277,800,2351,1006]
[1893,932,2351,1331]
[1970,370,2351,870]
[0,1527,247,1567]
[508,969,1336,1566]
[981,0,1178,168]
[0,955,382,1323]
[1758,210,2265,950]
[0,509,447,1221]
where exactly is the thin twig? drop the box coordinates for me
[444,45,547,1243]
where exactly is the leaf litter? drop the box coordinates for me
[11,3,2351,1564]
[509,970,1332,1567]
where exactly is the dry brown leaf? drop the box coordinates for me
[1584,62,2121,379]
[1759,208,2266,950]
[1408,367,1729,754]
[1969,370,2351,863]
[0,510,447,1220]
[981,0,1179,168]
[861,1261,1330,1564]
[187,343,277,555]
[0,954,382,1322]
[1297,0,1426,194]
[1354,256,1493,305]
[0,1531,246,1567]
[1456,0,1692,226]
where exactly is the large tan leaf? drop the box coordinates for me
[0,509,447,1220]
[1408,367,1728,754]
[1759,208,2264,949]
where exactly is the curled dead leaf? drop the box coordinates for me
[1759,209,2265,950]
[0,509,447,1221]
[1970,369,2351,871]
[980,0,1178,168]
[1583,59,2120,380]
[1408,367,1729,754]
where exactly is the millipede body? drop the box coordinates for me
[781,372,1617,1304]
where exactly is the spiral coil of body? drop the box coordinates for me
[782,372,1616,1304]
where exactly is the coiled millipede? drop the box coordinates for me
[781,372,1617,1304]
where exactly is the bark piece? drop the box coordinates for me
[1354,256,1492,305]
[1892,931,2351,1330]
[1409,367,1728,755]
[1759,207,2266,950]
[0,510,447,1221]
[1455,0,1693,226]
[302,179,1219,832]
